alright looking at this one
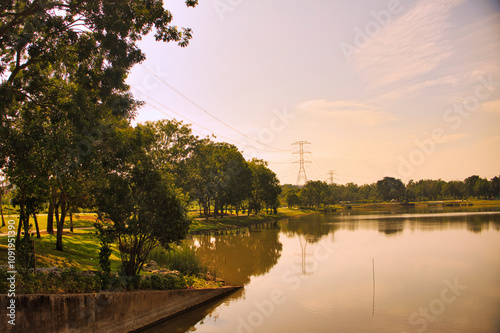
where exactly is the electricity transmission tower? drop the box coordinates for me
[292,141,311,186]
[327,170,335,185]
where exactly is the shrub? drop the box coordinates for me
[147,245,207,276]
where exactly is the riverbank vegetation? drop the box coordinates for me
[281,176,500,209]
[0,0,285,289]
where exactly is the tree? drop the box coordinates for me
[247,159,281,214]
[141,119,199,188]
[376,177,406,201]
[96,160,190,276]
[473,178,491,199]
[465,175,481,198]
[286,192,301,208]
[209,143,252,217]
[1,0,199,251]
[491,176,500,198]
[442,180,465,199]
[0,0,197,87]
[186,141,252,217]
[300,181,330,208]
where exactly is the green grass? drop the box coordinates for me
[188,207,319,233]
[0,207,320,279]
[0,213,97,234]
[0,229,121,271]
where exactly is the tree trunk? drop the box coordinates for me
[213,197,218,217]
[16,206,23,244]
[33,213,41,238]
[56,193,67,251]
[47,193,55,234]
[69,211,73,232]
[0,189,5,227]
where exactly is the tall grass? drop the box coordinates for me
[148,245,207,276]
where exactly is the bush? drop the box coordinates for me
[3,268,101,294]
[147,245,207,276]
[141,273,186,290]
[0,267,207,294]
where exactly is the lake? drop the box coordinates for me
[143,208,500,333]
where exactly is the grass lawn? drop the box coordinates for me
[0,213,97,234]
[0,207,319,271]
[0,229,121,271]
[189,207,319,233]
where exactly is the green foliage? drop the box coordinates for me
[377,177,406,201]
[0,268,194,294]
[148,245,207,276]
[247,159,281,214]
[187,141,253,217]
[17,232,35,273]
[141,274,187,290]
[280,174,500,206]
[96,156,190,276]
[300,181,331,208]
[1,0,198,253]
[0,269,9,293]
[94,222,116,289]
[1,269,101,294]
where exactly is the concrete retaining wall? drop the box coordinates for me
[0,287,241,333]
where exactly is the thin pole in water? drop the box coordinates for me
[372,258,375,317]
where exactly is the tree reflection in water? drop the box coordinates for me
[191,222,282,286]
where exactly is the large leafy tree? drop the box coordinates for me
[96,158,190,276]
[141,119,200,191]
[376,177,406,202]
[300,181,330,209]
[186,141,252,217]
[247,159,281,214]
[1,0,198,251]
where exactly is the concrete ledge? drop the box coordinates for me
[0,287,242,333]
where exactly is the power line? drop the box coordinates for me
[140,64,290,152]
[132,87,289,154]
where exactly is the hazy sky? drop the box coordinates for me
[126,0,500,185]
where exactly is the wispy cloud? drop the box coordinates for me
[481,99,500,114]
[373,75,459,103]
[352,0,464,88]
[298,99,397,126]
[441,133,469,143]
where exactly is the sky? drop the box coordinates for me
[126,0,500,186]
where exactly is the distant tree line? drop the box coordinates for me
[282,175,500,209]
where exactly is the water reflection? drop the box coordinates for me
[191,223,282,285]
[377,220,404,236]
[144,210,500,333]
[143,288,246,333]
[330,211,500,235]
[280,215,337,242]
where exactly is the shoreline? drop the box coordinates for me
[188,208,320,235]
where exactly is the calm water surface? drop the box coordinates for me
[144,209,500,333]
